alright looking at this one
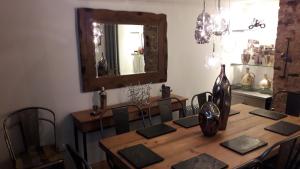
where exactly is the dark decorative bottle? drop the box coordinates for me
[199,101,220,137]
[99,87,107,110]
[212,64,231,130]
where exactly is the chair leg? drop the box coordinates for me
[106,152,116,169]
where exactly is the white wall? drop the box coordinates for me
[0,0,279,167]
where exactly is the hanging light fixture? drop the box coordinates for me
[205,41,220,68]
[195,0,213,44]
[212,0,229,36]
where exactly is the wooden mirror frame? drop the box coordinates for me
[77,8,168,92]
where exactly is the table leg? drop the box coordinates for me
[74,123,79,152]
[83,132,88,161]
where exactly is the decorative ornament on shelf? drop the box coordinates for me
[195,0,213,44]
[128,83,151,106]
[241,49,251,64]
[240,67,255,90]
[212,0,229,36]
[248,18,266,30]
[259,74,272,90]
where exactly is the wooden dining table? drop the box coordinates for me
[99,104,300,169]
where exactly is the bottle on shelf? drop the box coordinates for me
[240,67,255,90]
[99,87,107,110]
[259,74,272,90]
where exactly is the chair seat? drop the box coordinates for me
[15,145,64,169]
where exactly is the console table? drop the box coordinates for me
[71,94,188,161]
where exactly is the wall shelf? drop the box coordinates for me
[231,63,273,68]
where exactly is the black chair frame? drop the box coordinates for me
[271,90,300,116]
[99,104,146,169]
[191,92,213,115]
[3,107,57,167]
[65,144,92,169]
[240,134,300,169]
[147,97,186,125]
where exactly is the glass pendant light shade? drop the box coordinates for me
[212,0,229,36]
[195,0,213,44]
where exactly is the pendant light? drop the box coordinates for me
[212,0,229,36]
[195,0,213,44]
[205,41,220,68]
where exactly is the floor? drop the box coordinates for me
[91,160,110,169]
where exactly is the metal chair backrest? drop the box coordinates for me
[148,97,186,125]
[191,92,213,115]
[271,90,300,116]
[258,134,300,169]
[3,107,56,164]
[65,144,91,169]
[239,134,300,169]
[111,104,146,135]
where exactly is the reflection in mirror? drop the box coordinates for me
[92,23,159,78]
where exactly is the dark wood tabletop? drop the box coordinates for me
[99,104,300,169]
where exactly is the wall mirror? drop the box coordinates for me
[77,8,168,92]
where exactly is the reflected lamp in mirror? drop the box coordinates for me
[77,8,168,92]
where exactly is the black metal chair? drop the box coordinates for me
[147,97,186,125]
[271,90,300,116]
[238,134,300,169]
[65,144,91,169]
[191,92,213,115]
[3,107,64,169]
[99,104,146,169]
[110,104,146,135]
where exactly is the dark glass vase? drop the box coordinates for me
[212,64,231,130]
[199,101,220,137]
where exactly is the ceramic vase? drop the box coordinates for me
[241,49,250,64]
[212,64,231,130]
[199,101,220,137]
[240,67,255,90]
[259,74,271,89]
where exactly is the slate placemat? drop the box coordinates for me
[171,153,228,169]
[118,144,163,169]
[250,109,287,120]
[265,121,300,136]
[229,109,240,116]
[220,135,267,155]
[173,116,199,128]
[136,123,176,139]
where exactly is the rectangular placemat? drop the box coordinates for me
[229,109,240,116]
[250,109,287,120]
[171,153,228,169]
[220,135,267,155]
[118,144,163,168]
[173,116,199,128]
[265,121,300,136]
[136,123,176,139]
